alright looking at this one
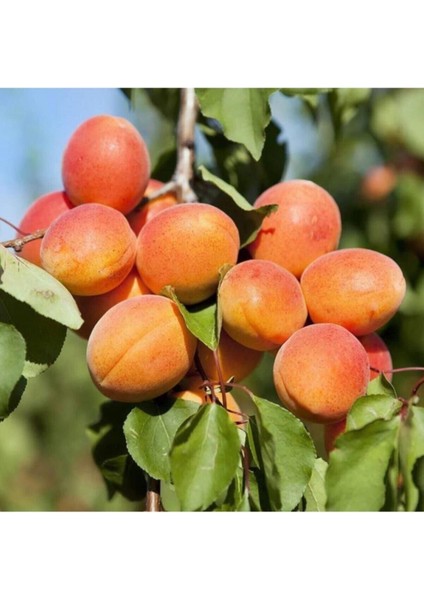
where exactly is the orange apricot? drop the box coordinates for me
[62,115,150,214]
[136,203,240,305]
[17,191,73,266]
[247,180,342,278]
[75,268,150,339]
[87,295,197,402]
[273,323,370,424]
[358,332,393,381]
[171,376,244,426]
[126,179,178,235]
[197,330,263,382]
[324,419,346,453]
[219,259,307,351]
[40,204,137,296]
[300,248,406,336]
[360,165,397,202]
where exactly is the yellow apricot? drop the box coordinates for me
[136,203,240,305]
[87,295,197,402]
[301,248,406,335]
[219,259,307,351]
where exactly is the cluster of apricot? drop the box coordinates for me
[17,114,406,451]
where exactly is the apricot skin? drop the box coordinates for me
[324,419,347,454]
[40,204,137,296]
[87,295,197,402]
[358,333,393,381]
[273,323,370,424]
[62,115,150,215]
[247,180,342,278]
[127,179,177,235]
[219,259,307,351]
[17,191,73,266]
[301,248,406,336]
[75,269,150,339]
[197,330,263,382]
[136,203,240,305]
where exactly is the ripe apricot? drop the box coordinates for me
[62,115,150,214]
[219,259,307,351]
[248,180,341,278]
[40,204,137,296]
[358,332,393,381]
[87,295,197,402]
[360,165,397,202]
[127,179,178,235]
[17,191,73,266]
[136,203,240,305]
[324,419,346,453]
[197,330,263,382]
[273,323,370,423]
[301,248,406,336]
[75,268,150,339]
[171,376,244,426]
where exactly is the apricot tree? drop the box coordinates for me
[2,88,424,512]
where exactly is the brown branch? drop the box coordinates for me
[145,477,161,512]
[1,228,46,251]
[0,216,28,235]
[173,88,198,203]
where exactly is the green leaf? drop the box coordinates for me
[399,406,424,511]
[0,246,83,330]
[0,323,26,420]
[0,290,67,378]
[326,417,400,511]
[196,88,278,160]
[124,397,200,483]
[198,165,278,247]
[170,403,241,511]
[366,373,397,397]
[304,458,328,512]
[248,468,272,511]
[281,88,332,96]
[328,88,371,135]
[398,89,424,159]
[346,394,402,431]
[161,286,219,351]
[88,401,146,501]
[251,395,316,511]
[212,467,249,511]
[160,481,182,512]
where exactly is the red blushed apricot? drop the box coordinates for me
[219,260,307,351]
[40,204,137,296]
[273,323,370,424]
[126,179,178,235]
[301,248,406,336]
[87,295,197,402]
[62,115,150,214]
[17,191,73,266]
[360,165,397,203]
[358,333,393,382]
[75,269,150,339]
[324,419,346,453]
[136,203,240,305]
[247,180,342,278]
[171,376,244,426]
[197,330,263,382]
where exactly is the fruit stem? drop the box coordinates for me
[145,477,161,512]
[0,216,28,235]
[1,228,46,251]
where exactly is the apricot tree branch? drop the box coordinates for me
[173,88,198,203]
[146,477,161,512]
[1,228,46,251]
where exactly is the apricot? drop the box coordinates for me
[324,419,346,453]
[171,376,244,426]
[127,179,178,235]
[87,295,197,402]
[136,203,240,305]
[40,204,137,296]
[17,191,73,266]
[197,330,263,382]
[360,165,397,202]
[75,268,150,339]
[358,332,393,381]
[247,180,342,278]
[62,115,150,214]
[300,248,406,336]
[219,259,307,351]
[273,323,370,423]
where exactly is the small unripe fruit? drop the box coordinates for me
[41,204,137,296]
[358,332,393,381]
[127,179,178,235]
[248,180,342,278]
[62,115,150,214]
[87,295,197,402]
[273,323,370,423]
[136,203,240,305]
[301,248,406,335]
[219,259,307,351]
[17,191,73,266]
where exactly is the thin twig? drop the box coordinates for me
[146,477,161,512]
[1,228,46,251]
[0,216,28,235]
